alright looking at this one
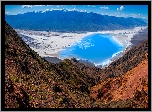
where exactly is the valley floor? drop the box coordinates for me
[15,26,147,59]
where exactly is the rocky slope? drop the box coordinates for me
[5,21,148,108]
[5,21,95,108]
[90,57,148,108]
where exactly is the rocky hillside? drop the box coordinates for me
[90,57,148,108]
[5,21,148,108]
[5,21,95,108]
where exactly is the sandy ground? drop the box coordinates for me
[15,26,147,58]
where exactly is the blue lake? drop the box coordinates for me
[58,33,125,65]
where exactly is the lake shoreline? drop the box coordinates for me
[16,26,148,66]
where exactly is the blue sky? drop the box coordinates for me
[5,5,148,19]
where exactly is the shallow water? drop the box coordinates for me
[59,33,125,65]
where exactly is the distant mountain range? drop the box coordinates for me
[5,10,147,32]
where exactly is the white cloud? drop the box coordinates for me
[5,12,10,14]
[72,8,78,11]
[131,14,142,18]
[117,6,124,11]
[22,5,33,8]
[87,5,96,7]
[22,5,53,8]
[34,5,45,7]
[120,6,124,10]
[100,6,109,10]
[35,5,52,7]
[140,16,147,19]
[72,5,76,7]
[105,12,145,18]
